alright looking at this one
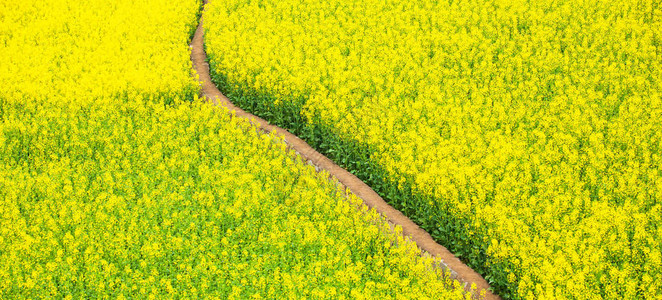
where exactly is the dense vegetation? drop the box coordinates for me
[204,0,662,298]
[0,0,465,298]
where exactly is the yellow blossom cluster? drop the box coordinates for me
[0,96,466,299]
[203,0,662,298]
[0,0,466,298]
[0,0,200,103]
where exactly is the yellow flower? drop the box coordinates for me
[204,0,662,298]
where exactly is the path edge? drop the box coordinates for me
[190,6,501,300]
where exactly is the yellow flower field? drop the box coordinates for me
[203,0,662,298]
[0,0,466,298]
[0,0,200,103]
[0,96,466,299]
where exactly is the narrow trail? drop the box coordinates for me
[190,3,500,299]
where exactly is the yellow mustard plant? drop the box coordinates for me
[204,0,662,298]
[0,0,466,298]
[0,96,466,299]
[0,0,200,103]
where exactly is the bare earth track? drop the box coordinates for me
[190,4,500,299]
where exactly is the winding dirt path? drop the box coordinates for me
[190,3,500,299]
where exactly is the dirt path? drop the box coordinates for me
[189,3,500,299]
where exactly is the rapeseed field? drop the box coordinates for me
[0,0,466,298]
[204,0,662,298]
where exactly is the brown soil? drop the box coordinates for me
[190,4,500,300]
